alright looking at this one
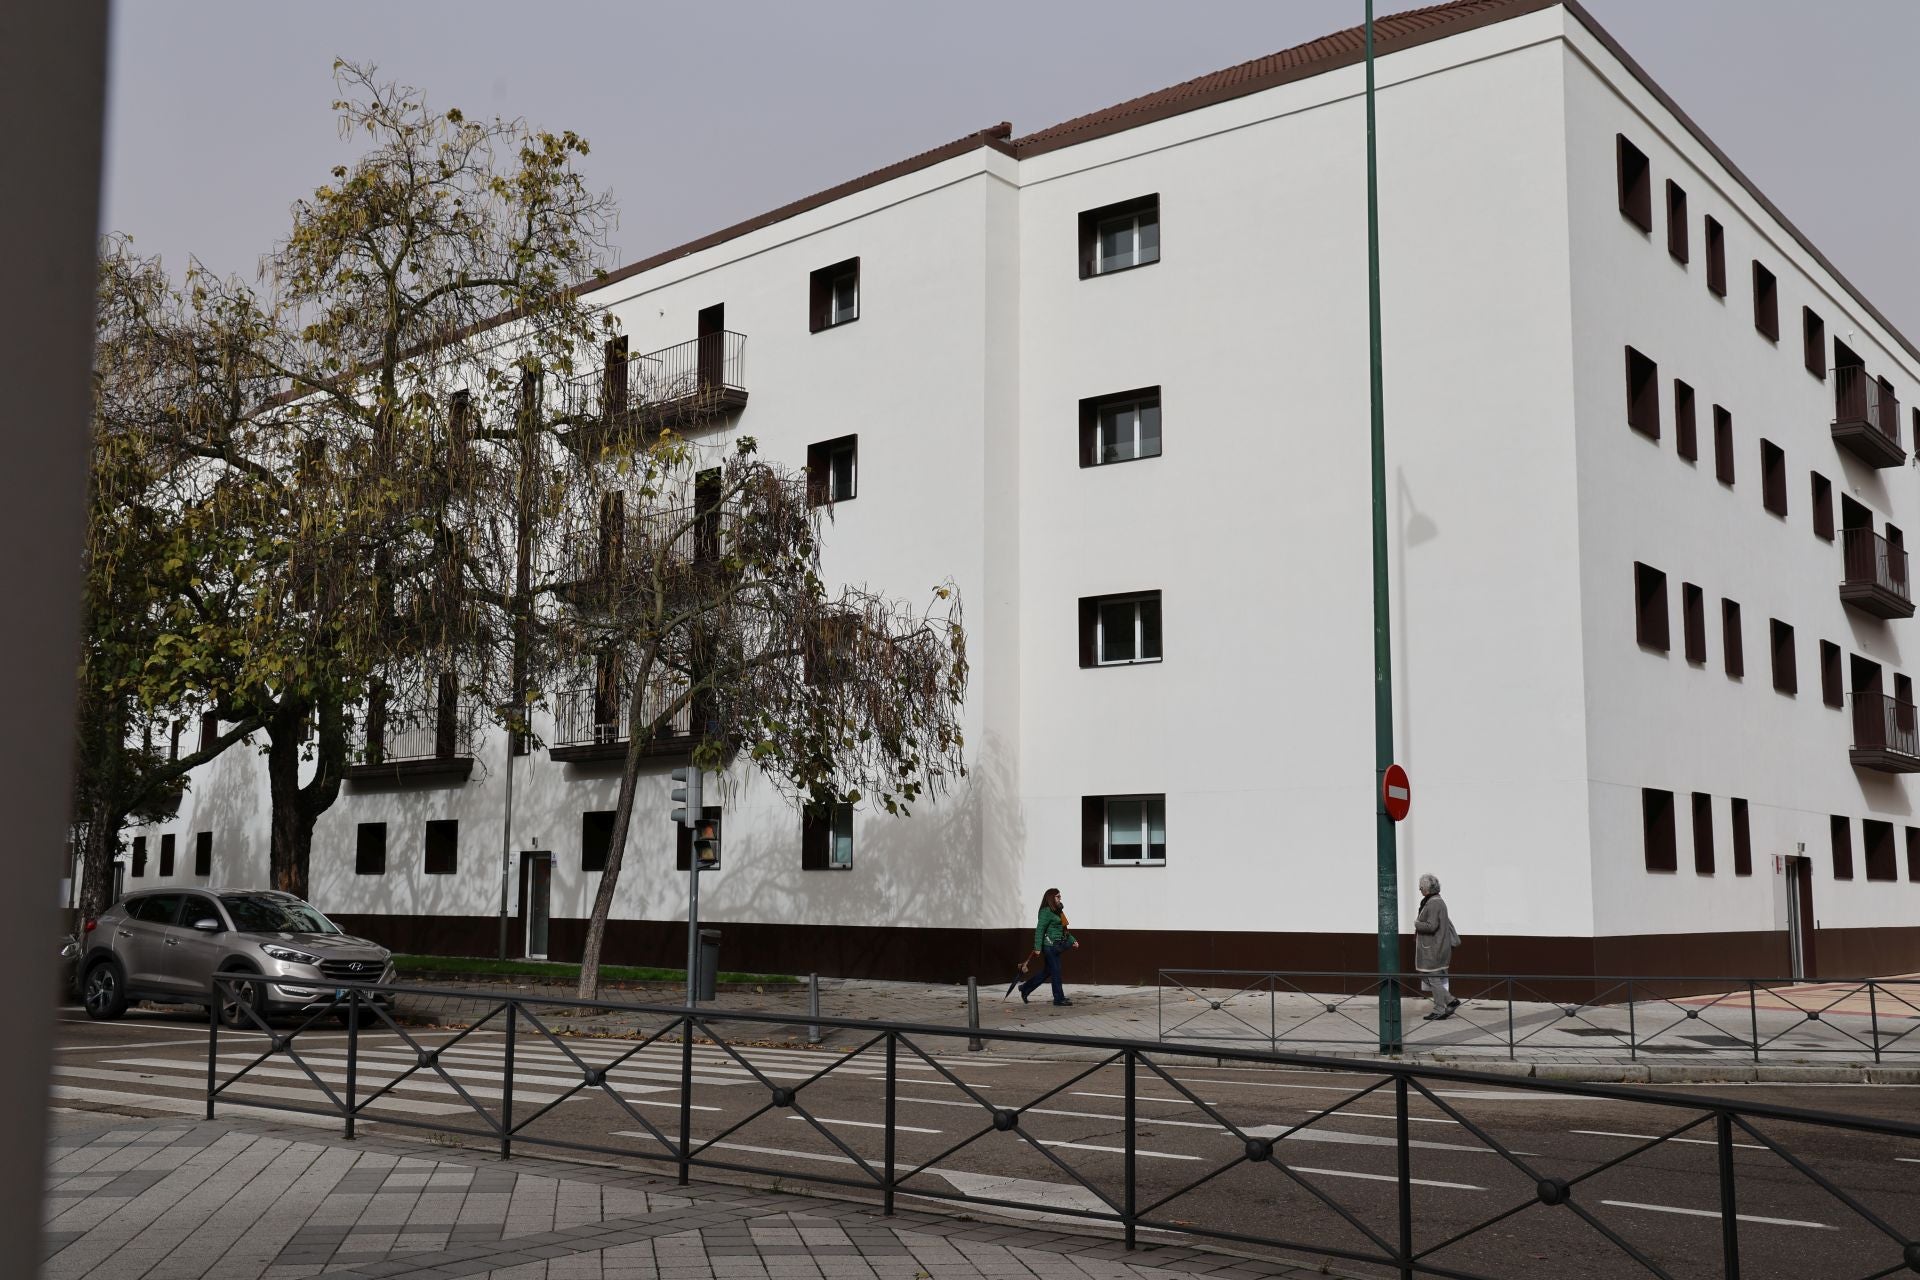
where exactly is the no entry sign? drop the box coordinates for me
[1382,764,1411,822]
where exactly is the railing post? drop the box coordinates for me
[1716,1110,1741,1279]
[883,1031,897,1216]
[807,973,821,1047]
[1749,981,1760,1065]
[500,999,516,1160]
[205,991,218,1120]
[1627,978,1637,1061]
[1869,981,1882,1064]
[679,1014,694,1186]
[1506,977,1516,1061]
[1124,1048,1137,1251]
[1395,1074,1414,1280]
[344,989,358,1140]
[967,977,983,1053]
[1269,974,1278,1052]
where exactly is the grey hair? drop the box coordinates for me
[1418,873,1440,895]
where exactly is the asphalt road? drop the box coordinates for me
[48,1005,1920,1279]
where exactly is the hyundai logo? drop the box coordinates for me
[351,963,371,972]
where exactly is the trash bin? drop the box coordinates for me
[697,929,721,1001]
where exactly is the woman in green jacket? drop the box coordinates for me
[1018,888,1078,1006]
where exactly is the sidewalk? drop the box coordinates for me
[374,971,1920,1084]
[43,1112,1325,1280]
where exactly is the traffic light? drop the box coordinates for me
[692,815,720,870]
[669,766,702,828]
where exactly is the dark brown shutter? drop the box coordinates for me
[1831,815,1853,880]
[1082,796,1104,866]
[1812,474,1834,540]
[1078,398,1097,467]
[809,268,827,332]
[1665,180,1688,261]
[801,807,827,870]
[436,671,459,758]
[1704,217,1726,296]
[1732,800,1752,876]
[1078,599,1098,668]
[1722,600,1744,677]
[200,711,219,750]
[1673,380,1696,460]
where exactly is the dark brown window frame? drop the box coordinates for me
[806,434,858,506]
[1682,582,1706,664]
[1752,261,1779,341]
[1625,347,1660,439]
[194,831,212,877]
[1673,379,1697,461]
[808,257,860,333]
[1732,798,1752,876]
[1617,135,1652,233]
[1643,787,1677,873]
[1692,792,1715,875]
[1803,307,1826,379]
[582,810,615,874]
[1832,814,1854,880]
[1820,640,1844,709]
[1760,439,1787,517]
[1713,405,1735,485]
[1078,193,1160,279]
[1722,599,1744,677]
[159,833,175,878]
[1770,619,1796,694]
[801,802,855,871]
[1634,562,1669,652]
[1079,386,1163,468]
[1812,472,1834,541]
[1081,793,1169,867]
[355,822,387,876]
[1079,590,1164,668]
[131,836,147,878]
[1864,818,1898,882]
[1665,180,1688,262]
[1906,826,1920,883]
[1705,216,1727,296]
[424,818,458,875]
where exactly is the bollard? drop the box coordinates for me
[807,973,822,1047]
[967,976,984,1052]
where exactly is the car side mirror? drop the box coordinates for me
[191,917,222,933]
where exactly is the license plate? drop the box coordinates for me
[335,988,348,1000]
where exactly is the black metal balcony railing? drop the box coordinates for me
[566,332,748,430]
[1851,691,1920,771]
[1839,526,1913,618]
[346,691,476,782]
[1831,364,1905,467]
[550,680,697,761]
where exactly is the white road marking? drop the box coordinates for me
[1075,1091,1216,1106]
[57,1036,216,1051]
[52,1064,468,1116]
[1039,1141,1198,1161]
[901,1096,1226,1130]
[1896,1157,1920,1164]
[116,1056,584,1106]
[1601,1201,1834,1230]
[1574,1129,1767,1152]
[1292,1166,1482,1190]
[1241,1123,1505,1156]
[786,1116,941,1134]
[48,1085,339,1127]
[1166,1076,1606,1103]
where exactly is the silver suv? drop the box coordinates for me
[81,888,393,1026]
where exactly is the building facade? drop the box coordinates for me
[115,0,1920,982]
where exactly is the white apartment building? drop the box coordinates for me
[117,0,1920,983]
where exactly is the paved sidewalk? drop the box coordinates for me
[43,1113,1327,1280]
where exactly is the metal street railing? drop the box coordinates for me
[204,976,1920,1279]
[1157,969,1920,1063]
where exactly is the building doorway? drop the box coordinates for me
[1784,854,1815,980]
[523,852,553,961]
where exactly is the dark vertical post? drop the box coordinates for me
[1124,1049,1138,1251]
[1395,1075,1413,1280]
[1627,979,1637,1061]
[967,977,983,1052]
[205,991,219,1119]
[500,1000,516,1160]
[1749,981,1760,1064]
[1716,1110,1741,1277]
[883,1032,897,1216]
[1869,981,1881,1064]
[1506,978,1515,1061]
[679,1015,694,1186]
[344,990,358,1140]
[1365,0,1402,1055]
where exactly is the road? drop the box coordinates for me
[48,1003,1920,1279]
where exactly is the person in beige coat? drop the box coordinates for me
[1414,873,1462,1021]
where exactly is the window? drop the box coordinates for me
[1760,440,1787,516]
[675,807,721,871]
[804,613,858,686]
[1079,194,1159,277]
[1692,792,1714,874]
[801,803,854,870]
[582,811,614,874]
[1681,583,1706,664]
[1079,591,1163,667]
[194,831,212,877]
[1864,819,1898,882]
[1803,308,1826,379]
[1673,380,1696,461]
[1713,405,1734,485]
[1624,347,1660,438]
[1642,788,1677,873]
[1633,563,1668,651]
[132,836,147,878]
[159,834,175,878]
[424,819,458,875]
[1770,619,1796,694]
[1831,815,1853,880]
[1722,599,1744,677]
[169,720,181,762]
[355,823,387,876]
[806,435,857,505]
[1081,794,1166,866]
[200,711,218,751]
[1705,217,1726,296]
[1079,387,1162,467]
[1812,473,1834,541]
[1907,826,1920,882]
[1732,798,1752,876]
[1665,180,1688,261]
[129,894,183,925]
[1616,135,1652,233]
[809,257,860,331]
[1752,262,1779,341]
[1820,641,1843,709]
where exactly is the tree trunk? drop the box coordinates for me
[577,653,661,998]
[76,800,121,921]
[265,722,312,897]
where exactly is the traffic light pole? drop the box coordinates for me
[1366,1,1403,1054]
[685,828,701,1008]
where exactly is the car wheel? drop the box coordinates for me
[216,967,262,1029]
[83,960,128,1021]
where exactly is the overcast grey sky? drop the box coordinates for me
[103,1,1920,336]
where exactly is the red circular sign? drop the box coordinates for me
[1382,764,1411,822]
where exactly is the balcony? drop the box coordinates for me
[548,680,701,764]
[564,331,748,445]
[1831,365,1905,467]
[345,688,476,784]
[1840,527,1914,619]
[558,500,737,613]
[1851,692,1920,772]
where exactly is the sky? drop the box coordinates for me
[103,0,1920,336]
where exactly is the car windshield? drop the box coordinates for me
[220,894,340,935]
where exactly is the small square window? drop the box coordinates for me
[1633,563,1668,652]
[1770,619,1796,695]
[1079,387,1161,467]
[1682,583,1705,664]
[1665,180,1688,262]
[1831,814,1854,880]
[1722,599,1744,677]
[159,834,176,878]
[355,823,387,875]
[802,803,854,870]
[1082,794,1167,865]
[806,435,857,505]
[809,257,860,332]
[1692,792,1714,875]
[1803,308,1826,379]
[1753,262,1779,341]
[1617,135,1652,233]
[1673,380,1696,461]
[1732,799,1752,876]
[425,819,458,875]
[1625,347,1659,439]
[1705,217,1727,296]
[582,811,614,874]
[1079,195,1160,278]
[1642,788,1676,873]
[1864,818,1898,881]
[1713,405,1735,485]
[1079,592,1162,667]
[1760,440,1787,517]
[194,831,212,877]
[1812,473,1834,540]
